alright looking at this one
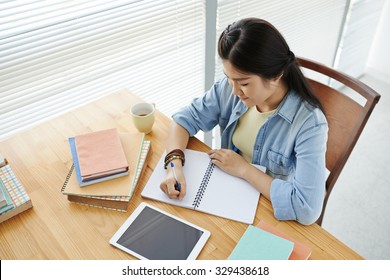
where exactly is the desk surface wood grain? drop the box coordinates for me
[0,89,363,260]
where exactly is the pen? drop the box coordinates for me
[170,162,181,192]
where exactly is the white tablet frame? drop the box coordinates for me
[109,202,210,260]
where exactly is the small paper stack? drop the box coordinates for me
[256,220,312,260]
[228,221,312,260]
[228,225,294,260]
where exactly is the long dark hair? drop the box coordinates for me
[218,18,323,111]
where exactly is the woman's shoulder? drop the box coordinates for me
[209,77,239,105]
[301,99,327,127]
[213,76,232,96]
[282,91,327,128]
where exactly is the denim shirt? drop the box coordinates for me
[173,77,328,225]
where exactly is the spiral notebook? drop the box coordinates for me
[141,149,263,224]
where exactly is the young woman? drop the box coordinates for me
[160,18,328,225]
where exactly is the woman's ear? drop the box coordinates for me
[269,72,283,86]
[274,72,283,82]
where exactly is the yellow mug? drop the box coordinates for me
[130,102,156,134]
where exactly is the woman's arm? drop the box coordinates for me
[161,78,231,200]
[160,121,189,200]
[166,121,189,154]
[270,123,327,225]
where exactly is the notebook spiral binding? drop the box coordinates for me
[192,161,215,209]
[61,164,74,192]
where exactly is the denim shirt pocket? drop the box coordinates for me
[266,149,294,178]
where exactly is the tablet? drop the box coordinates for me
[109,202,210,260]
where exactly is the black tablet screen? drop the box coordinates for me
[117,206,204,260]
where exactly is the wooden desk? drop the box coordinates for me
[0,89,362,260]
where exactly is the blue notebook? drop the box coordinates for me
[228,225,294,260]
[69,137,129,187]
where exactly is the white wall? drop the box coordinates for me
[367,0,390,81]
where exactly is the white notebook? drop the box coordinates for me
[141,149,264,224]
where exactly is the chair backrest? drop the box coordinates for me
[297,57,381,225]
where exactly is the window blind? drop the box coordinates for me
[0,0,205,140]
[334,0,385,78]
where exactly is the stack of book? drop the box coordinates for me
[62,129,152,211]
[0,159,33,223]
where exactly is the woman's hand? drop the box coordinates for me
[208,149,249,178]
[160,160,186,200]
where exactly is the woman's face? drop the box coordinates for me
[222,60,286,111]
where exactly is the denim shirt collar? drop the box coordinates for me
[273,90,301,124]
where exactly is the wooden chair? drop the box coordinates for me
[297,57,381,226]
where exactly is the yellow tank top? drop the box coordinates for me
[232,106,276,162]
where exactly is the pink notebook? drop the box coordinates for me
[75,128,129,180]
[256,220,312,260]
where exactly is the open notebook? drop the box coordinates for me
[141,149,264,224]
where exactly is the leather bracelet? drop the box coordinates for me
[165,149,185,163]
[164,155,185,169]
[164,149,185,169]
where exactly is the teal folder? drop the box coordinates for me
[228,225,294,260]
